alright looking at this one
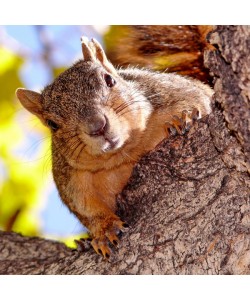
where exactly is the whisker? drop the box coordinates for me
[105,91,112,106]
[71,141,83,158]
[122,150,137,162]
[116,99,149,116]
[42,148,53,178]
[59,139,79,159]
[118,106,145,117]
[61,134,79,143]
[24,135,50,155]
[75,143,86,163]
[115,98,146,114]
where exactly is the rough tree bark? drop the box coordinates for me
[0,25,249,275]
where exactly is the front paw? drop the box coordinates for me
[90,218,129,259]
[165,108,199,137]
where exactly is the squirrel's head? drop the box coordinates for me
[16,37,152,160]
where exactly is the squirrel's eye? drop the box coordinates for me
[46,119,59,131]
[104,74,116,88]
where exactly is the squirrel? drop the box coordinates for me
[16,36,213,259]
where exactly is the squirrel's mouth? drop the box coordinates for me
[102,136,121,152]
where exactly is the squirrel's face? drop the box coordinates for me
[16,60,152,160]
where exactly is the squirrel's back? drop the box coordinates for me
[118,67,212,116]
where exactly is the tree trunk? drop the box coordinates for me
[1,25,249,275]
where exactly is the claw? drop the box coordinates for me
[172,115,184,135]
[165,108,201,138]
[190,107,199,121]
[165,122,177,137]
[90,219,128,259]
[113,239,118,246]
[122,222,129,228]
[91,238,112,260]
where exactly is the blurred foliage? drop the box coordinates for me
[0,48,23,121]
[104,25,130,53]
[52,67,67,78]
[0,44,87,248]
[0,47,51,236]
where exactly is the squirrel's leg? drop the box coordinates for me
[71,195,128,259]
[164,108,199,138]
[76,197,127,259]
[60,171,128,259]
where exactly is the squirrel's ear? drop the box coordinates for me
[16,88,43,116]
[81,36,117,75]
[91,38,117,75]
[81,36,95,61]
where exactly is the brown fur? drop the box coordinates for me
[16,36,213,258]
[104,25,214,83]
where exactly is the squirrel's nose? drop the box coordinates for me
[88,115,107,137]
